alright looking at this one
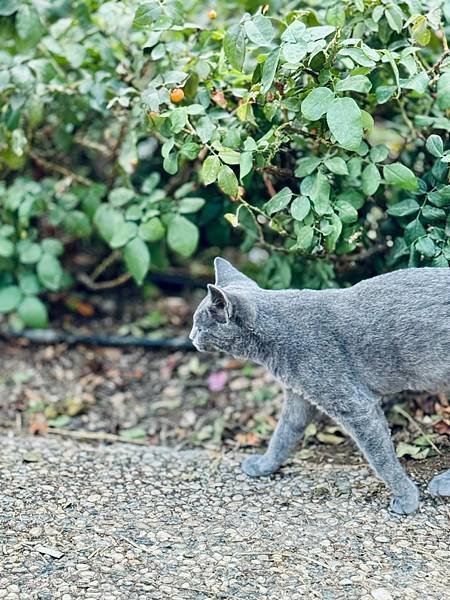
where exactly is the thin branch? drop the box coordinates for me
[90,250,122,282]
[77,272,131,291]
[74,135,111,156]
[29,151,92,186]
[393,405,442,455]
[262,173,276,197]
[46,427,150,446]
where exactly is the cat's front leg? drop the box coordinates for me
[242,388,315,477]
[336,398,419,515]
[428,469,450,496]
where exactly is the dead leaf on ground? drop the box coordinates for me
[22,451,43,463]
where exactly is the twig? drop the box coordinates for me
[46,427,150,445]
[393,405,441,455]
[29,151,92,186]
[396,99,422,140]
[78,271,131,291]
[90,250,121,281]
[262,173,276,197]
[74,135,111,156]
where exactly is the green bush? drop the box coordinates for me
[0,0,449,326]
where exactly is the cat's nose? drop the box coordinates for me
[189,325,198,341]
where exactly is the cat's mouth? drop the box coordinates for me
[192,338,218,353]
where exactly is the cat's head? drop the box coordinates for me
[190,257,259,357]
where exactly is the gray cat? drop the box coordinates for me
[190,258,450,515]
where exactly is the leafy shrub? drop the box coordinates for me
[0,0,449,326]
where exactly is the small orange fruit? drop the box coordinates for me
[170,88,184,104]
[208,9,217,20]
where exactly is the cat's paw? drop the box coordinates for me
[241,455,278,478]
[389,486,419,515]
[428,470,450,497]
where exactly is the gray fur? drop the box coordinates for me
[190,258,450,515]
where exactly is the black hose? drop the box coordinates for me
[0,328,194,351]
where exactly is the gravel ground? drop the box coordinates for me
[0,433,448,600]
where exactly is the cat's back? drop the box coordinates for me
[349,267,449,305]
[343,267,450,393]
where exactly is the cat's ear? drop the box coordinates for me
[214,257,256,288]
[207,284,232,323]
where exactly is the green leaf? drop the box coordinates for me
[224,24,246,71]
[281,20,306,43]
[301,87,335,121]
[124,238,150,285]
[324,213,342,251]
[139,218,165,242]
[361,163,381,196]
[324,157,348,175]
[240,152,253,180]
[296,225,314,251]
[375,85,396,104]
[0,285,22,313]
[369,145,389,163]
[179,197,205,213]
[295,157,321,177]
[428,186,450,207]
[109,187,135,207]
[16,4,42,45]
[291,196,310,221]
[387,198,420,217]
[403,72,429,95]
[163,153,178,175]
[383,163,418,191]
[18,273,40,296]
[0,238,14,257]
[0,0,19,16]
[282,40,307,63]
[437,72,450,110]
[261,48,280,93]
[422,205,446,221]
[170,108,187,134]
[202,155,221,185]
[218,165,239,197]
[310,172,332,216]
[219,148,241,165]
[415,236,436,258]
[265,187,293,215]
[94,205,124,243]
[18,297,48,328]
[426,135,444,158]
[244,15,274,46]
[326,98,363,151]
[167,215,199,258]
[180,142,201,160]
[41,239,64,256]
[19,242,41,264]
[37,253,63,291]
[110,222,138,249]
[385,4,404,33]
[404,219,426,245]
[335,75,371,93]
[132,2,161,29]
[335,200,358,223]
